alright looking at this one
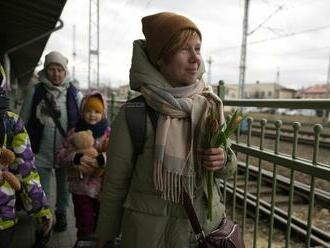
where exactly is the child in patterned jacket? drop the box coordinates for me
[56,90,110,247]
[0,65,53,248]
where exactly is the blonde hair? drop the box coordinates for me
[160,29,201,63]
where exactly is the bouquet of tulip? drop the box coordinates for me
[205,108,245,220]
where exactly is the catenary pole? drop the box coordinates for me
[238,0,250,99]
[326,51,330,99]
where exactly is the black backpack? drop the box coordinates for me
[125,95,158,162]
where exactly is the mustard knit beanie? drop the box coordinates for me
[142,12,201,65]
[84,96,104,113]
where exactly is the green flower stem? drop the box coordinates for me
[205,108,245,221]
[207,170,214,220]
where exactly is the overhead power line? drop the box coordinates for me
[215,24,330,52]
[248,5,284,35]
[250,24,330,45]
[278,46,330,55]
[145,0,153,8]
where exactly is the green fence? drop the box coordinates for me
[220,82,330,248]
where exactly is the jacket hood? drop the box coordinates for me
[129,39,205,91]
[80,90,108,118]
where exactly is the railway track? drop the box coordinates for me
[246,129,330,148]
[223,162,330,247]
[251,124,330,139]
[240,123,330,148]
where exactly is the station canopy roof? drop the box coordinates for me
[0,0,67,86]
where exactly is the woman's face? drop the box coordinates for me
[158,35,202,87]
[46,63,66,85]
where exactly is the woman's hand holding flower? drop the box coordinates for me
[204,108,244,220]
[202,147,226,171]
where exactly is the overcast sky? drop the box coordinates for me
[42,0,330,90]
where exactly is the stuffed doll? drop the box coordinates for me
[0,147,21,191]
[71,130,105,177]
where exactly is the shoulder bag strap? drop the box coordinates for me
[41,88,66,138]
[183,192,207,246]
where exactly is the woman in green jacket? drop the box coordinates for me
[96,12,237,248]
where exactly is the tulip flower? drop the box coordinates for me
[205,108,244,220]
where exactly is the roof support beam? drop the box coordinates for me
[4,19,64,89]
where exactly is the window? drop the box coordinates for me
[260,91,265,98]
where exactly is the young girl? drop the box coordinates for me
[56,90,110,247]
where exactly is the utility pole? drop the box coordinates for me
[326,51,330,99]
[206,56,213,85]
[72,25,76,81]
[326,51,330,121]
[88,0,100,88]
[238,0,250,99]
[275,67,280,98]
[276,67,280,85]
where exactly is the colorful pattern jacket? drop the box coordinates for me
[0,111,51,230]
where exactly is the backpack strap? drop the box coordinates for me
[145,102,158,131]
[125,95,158,164]
[126,95,147,155]
[1,113,14,148]
[0,118,5,148]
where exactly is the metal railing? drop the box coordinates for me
[219,82,330,248]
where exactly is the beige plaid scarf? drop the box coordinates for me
[141,80,224,203]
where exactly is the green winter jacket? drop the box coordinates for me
[96,40,237,248]
[97,107,237,248]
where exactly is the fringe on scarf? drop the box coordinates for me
[154,160,195,203]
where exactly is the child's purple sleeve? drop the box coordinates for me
[11,115,51,219]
